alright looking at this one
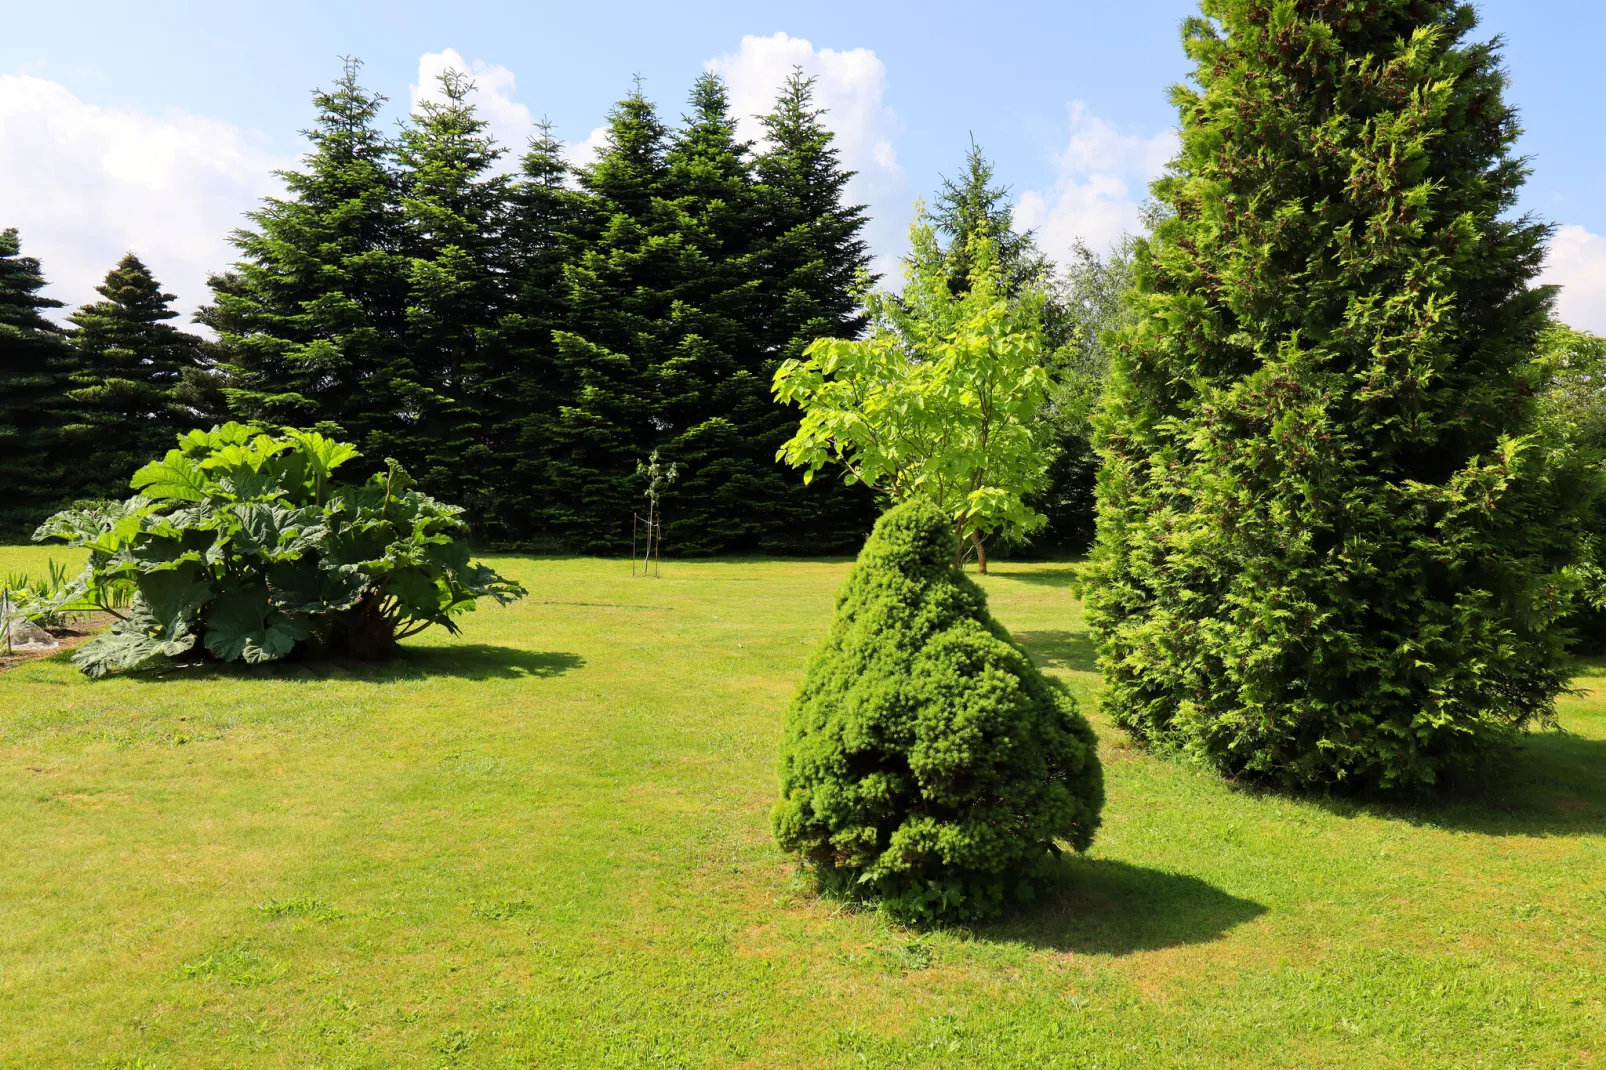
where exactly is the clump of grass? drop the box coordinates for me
[254,895,341,921]
[177,942,283,987]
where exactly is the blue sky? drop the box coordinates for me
[3,0,1603,330]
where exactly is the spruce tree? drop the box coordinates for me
[539,84,676,553]
[487,122,592,544]
[394,68,512,517]
[748,69,879,552]
[64,253,209,496]
[773,498,1103,921]
[1089,1,1584,792]
[0,228,74,539]
[656,73,788,554]
[198,58,409,459]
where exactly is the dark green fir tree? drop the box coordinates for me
[1088,1,1588,792]
[64,253,210,496]
[749,69,878,552]
[0,228,74,539]
[655,72,786,554]
[538,83,677,552]
[394,68,511,517]
[198,58,409,459]
[485,122,593,544]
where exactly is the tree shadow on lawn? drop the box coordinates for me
[1013,630,1099,674]
[1306,728,1606,838]
[990,568,1083,589]
[980,858,1266,955]
[132,645,585,684]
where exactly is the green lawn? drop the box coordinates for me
[1,550,1602,1069]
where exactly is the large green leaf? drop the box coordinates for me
[131,450,210,502]
[72,598,198,678]
[203,586,308,664]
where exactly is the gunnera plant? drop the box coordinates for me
[29,423,526,677]
[772,499,1103,922]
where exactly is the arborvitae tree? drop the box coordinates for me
[539,85,676,552]
[1089,1,1587,792]
[749,69,879,552]
[394,68,511,517]
[64,253,209,496]
[198,58,409,458]
[0,228,74,539]
[772,499,1103,921]
[486,122,592,544]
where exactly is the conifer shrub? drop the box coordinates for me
[1088,1,1591,793]
[772,500,1103,922]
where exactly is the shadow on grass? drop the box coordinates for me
[983,858,1266,955]
[1311,729,1606,838]
[385,645,586,681]
[992,568,1082,589]
[132,645,585,684]
[1013,630,1098,674]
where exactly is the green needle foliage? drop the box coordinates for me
[1089,1,1592,793]
[30,424,526,677]
[65,253,213,496]
[772,499,1103,922]
[0,228,75,540]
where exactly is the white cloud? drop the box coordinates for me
[562,124,610,170]
[0,72,282,326]
[1543,224,1606,335]
[1016,101,1178,261]
[707,32,907,277]
[412,49,535,166]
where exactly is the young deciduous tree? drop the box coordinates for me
[1089,1,1590,792]
[0,228,74,539]
[65,253,210,495]
[774,218,1054,572]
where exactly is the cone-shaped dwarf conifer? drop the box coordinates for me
[1088,2,1588,792]
[773,499,1103,921]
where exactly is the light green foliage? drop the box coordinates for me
[772,500,1103,921]
[774,217,1055,560]
[28,424,525,676]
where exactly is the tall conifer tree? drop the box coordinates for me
[487,123,592,543]
[748,69,878,551]
[394,69,511,514]
[199,58,409,458]
[65,253,209,495]
[1089,1,1585,792]
[539,84,676,552]
[656,73,788,553]
[0,228,73,539]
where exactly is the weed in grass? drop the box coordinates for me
[177,942,283,987]
[254,896,341,921]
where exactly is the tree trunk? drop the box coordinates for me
[970,531,988,574]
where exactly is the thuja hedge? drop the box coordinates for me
[1088,1,1593,793]
[773,500,1104,921]
[30,424,525,676]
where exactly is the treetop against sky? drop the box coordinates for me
[2,0,1603,332]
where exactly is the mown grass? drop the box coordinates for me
[0,549,1602,1069]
